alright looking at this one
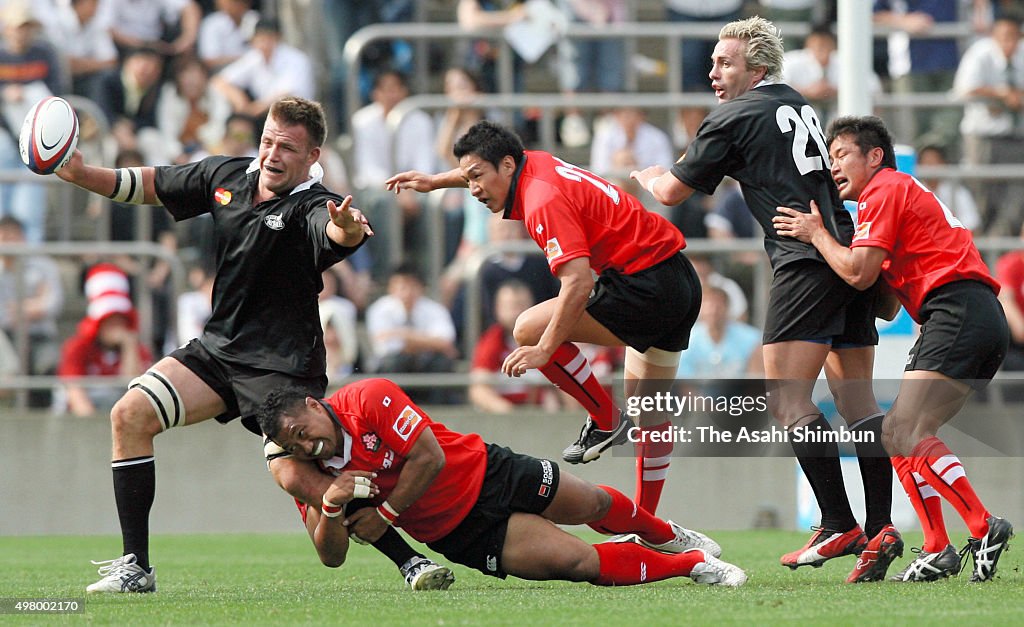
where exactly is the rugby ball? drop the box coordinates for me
[19,96,79,175]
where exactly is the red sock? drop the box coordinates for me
[634,421,672,514]
[539,343,617,430]
[587,485,674,544]
[910,437,990,538]
[892,455,949,552]
[591,542,704,586]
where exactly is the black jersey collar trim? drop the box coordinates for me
[502,153,527,220]
[246,159,325,195]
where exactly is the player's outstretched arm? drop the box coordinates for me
[55,149,162,205]
[385,168,467,194]
[326,196,374,247]
[630,165,695,207]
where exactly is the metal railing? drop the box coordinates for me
[0,242,186,409]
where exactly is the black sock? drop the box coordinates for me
[851,414,893,538]
[347,499,422,567]
[790,414,857,532]
[112,457,155,571]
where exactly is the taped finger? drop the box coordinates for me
[353,483,371,499]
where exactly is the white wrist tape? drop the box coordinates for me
[646,175,661,197]
[108,167,146,204]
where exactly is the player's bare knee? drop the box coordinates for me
[511,311,542,346]
[590,486,613,521]
[557,548,599,582]
[110,393,162,439]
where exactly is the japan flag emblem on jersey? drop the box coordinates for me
[393,406,422,441]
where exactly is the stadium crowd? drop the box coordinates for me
[1,0,1023,409]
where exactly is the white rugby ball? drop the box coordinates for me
[19,96,79,175]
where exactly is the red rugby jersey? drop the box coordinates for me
[304,379,487,543]
[504,151,685,276]
[850,168,999,322]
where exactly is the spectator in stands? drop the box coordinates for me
[689,253,748,322]
[996,221,1024,372]
[176,259,213,346]
[916,144,982,232]
[103,0,201,58]
[211,17,315,119]
[953,14,1024,233]
[57,264,153,417]
[365,263,458,404]
[677,285,762,379]
[197,0,259,72]
[351,70,435,278]
[320,0,386,133]
[318,268,359,380]
[782,24,882,125]
[469,279,553,413]
[589,106,674,190]
[95,47,165,156]
[556,0,628,148]
[874,0,963,152]
[665,0,744,148]
[0,1,63,244]
[217,111,258,157]
[44,0,118,101]
[457,0,528,94]
[449,216,559,342]
[0,216,63,404]
[154,55,231,164]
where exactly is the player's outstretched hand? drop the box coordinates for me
[629,164,668,189]
[343,507,390,544]
[324,471,379,505]
[328,196,374,238]
[773,199,824,243]
[385,171,435,194]
[54,149,84,183]
[501,345,553,378]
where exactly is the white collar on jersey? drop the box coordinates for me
[246,159,325,195]
[752,77,779,90]
[317,427,354,474]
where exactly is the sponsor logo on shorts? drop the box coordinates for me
[214,187,232,205]
[265,213,285,230]
[361,432,381,452]
[392,406,422,441]
[538,459,554,498]
[906,352,914,366]
[544,238,563,261]
[486,555,498,572]
[854,221,871,241]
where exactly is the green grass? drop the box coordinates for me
[1,531,1022,625]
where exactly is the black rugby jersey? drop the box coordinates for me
[155,156,363,376]
[671,83,854,269]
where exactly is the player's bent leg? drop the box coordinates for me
[89,356,226,594]
[501,513,600,582]
[762,341,830,426]
[824,346,881,424]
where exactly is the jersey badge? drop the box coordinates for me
[265,214,285,230]
[544,237,563,261]
[392,405,422,441]
[361,432,382,452]
[214,188,232,205]
[535,224,543,235]
[854,221,871,241]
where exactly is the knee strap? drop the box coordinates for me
[128,370,183,431]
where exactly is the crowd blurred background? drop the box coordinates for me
[1,0,1023,415]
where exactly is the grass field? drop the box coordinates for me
[2,530,1021,625]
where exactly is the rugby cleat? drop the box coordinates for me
[687,549,748,587]
[639,520,723,558]
[846,525,904,583]
[400,556,455,591]
[561,412,630,464]
[966,515,1014,583]
[86,553,156,593]
[889,544,963,582]
[781,525,867,569]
